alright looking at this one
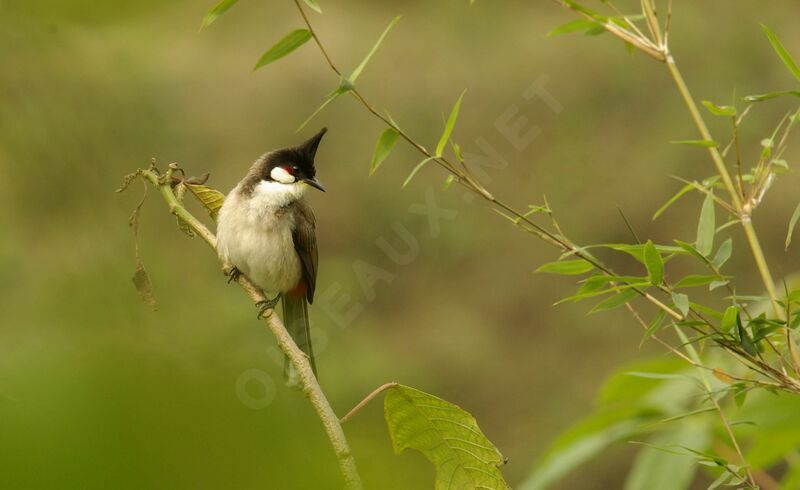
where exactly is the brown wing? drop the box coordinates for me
[291,199,318,303]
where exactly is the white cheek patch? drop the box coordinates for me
[270,166,296,184]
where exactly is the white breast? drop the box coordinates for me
[216,180,306,296]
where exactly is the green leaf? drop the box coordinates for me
[520,418,639,490]
[701,100,737,117]
[443,174,455,190]
[674,275,723,289]
[591,288,639,313]
[670,139,718,148]
[370,128,400,176]
[297,83,350,131]
[643,240,664,285]
[186,184,226,220]
[402,157,435,188]
[736,313,758,356]
[785,202,800,250]
[547,19,599,37]
[384,384,509,490]
[253,29,312,71]
[721,306,738,332]
[349,16,402,83]
[653,183,693,220]
[744,90,800,102]
[536,259,594,275]
[696,192,716,257]
[436,90,467,157]
[624,426,710,490]
[200,0,239,30]
[761,24,800,82]
[711,238,732,268]
[641,310,667,346]
[671,292,690,317]
[303,0,322,13]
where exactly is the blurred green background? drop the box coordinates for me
[1,0,799,488]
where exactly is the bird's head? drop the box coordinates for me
[258,127,327,192]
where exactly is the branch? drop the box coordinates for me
[126,164,363,490]
[290,0,800,398]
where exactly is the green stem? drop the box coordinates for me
[139,168,363,490]
[665,56,783,320]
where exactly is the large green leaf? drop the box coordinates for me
[384,385,508,490]
[253,29,312,71]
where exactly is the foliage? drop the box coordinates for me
[185,0,800,488]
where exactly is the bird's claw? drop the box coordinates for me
[256,296,280,319]
[226,266,242,284]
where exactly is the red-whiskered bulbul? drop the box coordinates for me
[216,128,327,386]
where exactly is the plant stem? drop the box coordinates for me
[665,56,783,320]
[139,168,363,490]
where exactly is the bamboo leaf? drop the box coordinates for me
[653,183,693,220]
[297,84,350,131]
[402,157,435,188]
[303,0,322,14]
[785,202,800,250]
[349,16,402,83]
[436,90,467,157]
[712,238,732,268]
[200,0,239,30]
[744,90,800,102]
[696,192,716,257]
[547,19,600,37]
[701,100,737,117]
[672,292,690,317]
[536,259,594,276]
[370,128,400,176]
[253,29,312,71]
[761,24,800,82]
[643,240,664,285]
[736,313,758,355]
[641,310,667,347]
[384,384,509,490]
[591,289,639,313]
[674,275,724,289]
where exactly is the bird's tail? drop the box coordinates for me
[281,294,316,387]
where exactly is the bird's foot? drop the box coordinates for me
[256,296,280,319]
[225,266,242,284]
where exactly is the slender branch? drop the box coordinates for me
[132,165,363,490]
[291,0,800,394]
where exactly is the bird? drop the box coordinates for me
[216,128,327,386]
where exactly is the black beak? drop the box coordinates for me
[303,176,326,192]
